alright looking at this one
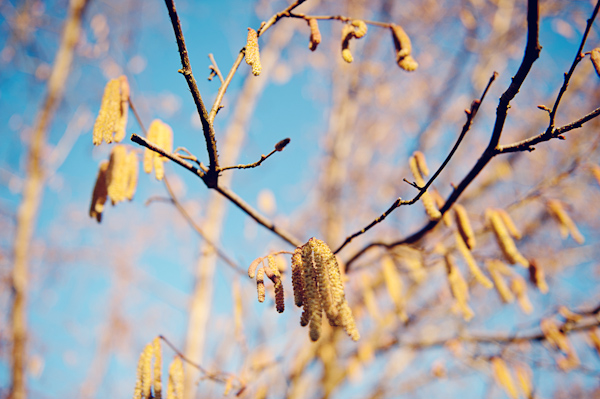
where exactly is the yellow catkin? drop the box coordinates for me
[390,24,418,71]
[510,275,533,314]
[89,160,110,223]
[106,145,128,205]
[93,78,120,145]
[487,260,515,303]
[247,257,263,279]
[256,268,265,303]
[496,209,522,240]
[487,209,529,267]
[153,337,162,399]
[432,189,452,227]
[351,20,368,38]
[413,151,429,177]
[547,199,585,244]
[155,122,173,181]
[445,254,474,321]
[141,343,154,399]
[590,48,600,77]
[167,357,184,399]
[114,75,130,143]
[301,243,322,340]
[588,328,600,356]
[514,363,532,399]
[455,232,493,289]
[133,343,145,399]
[308,18,321,51]
[360,274,380,321]
[491,357,519,399]
[454,204,476,249]
[410,155,441,220]
[540,319,570,352]
[381,256,408,322]
[125,151,139,201]
[528,260,548,294]
[143,120,159,174]
[245,28,261,76]
[558,306,582,322]
[592,164,600,186]
[291,247,305,307]
[341,24,354,63]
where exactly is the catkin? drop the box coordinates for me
[268,255,285,313]
[153,337,162,399]
[511,275,533,314]
[381,256,408,322]
[445,254,474,321]
[410,154,441,220]
[540,318,570,352]
[291,247,305,307]
[351,20,368,38]
[89,160,109,223]
[256,268,265,303]
[144,120,174,181]
[106,145,128,205]
[413,151,429,177]
[514,363,532,399]
[245,28,261,76]
[93,76,130,145]
[454,204,476,249]
[167,357,184,399]
[496,209,521,240]
[590,48,600,77]
[125,151,139,201]
[390,24,418,71]
[491,357,518,399]
[114,75,130,143]
[528,260,548,293]
[312,239,339,323]
[487,209,529,267]
[432,189,452,227]
[547,199,584,244]
[592,164,600,186]
[141,343,154,399]
[487,260,515,303]
[341,24,355,63]
[454,232,493,289]
[301,243,322,340]
[308,18,321,51]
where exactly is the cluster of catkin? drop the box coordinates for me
[245,28,261,76]
[490,357,533,399]
[143,120,173,181]
[409,151,441,221]
[133,337,184,399]
[546,199,585,244]
[248,255,285,313]
[93,75,130,145]
[485,208,529,267]
[305,18,417,71]
[89,145,138,222]
[248,239,359,342]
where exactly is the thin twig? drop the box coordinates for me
[287,12,391,28]
[164,0,219,187]
[207,0,307,125]
[344,0,542,269]
[497,106,600,153]
[334,72,498,255]
[128,96,146,135]
[131,133,205,178]
[207,53,224,84]
[220,140,288,171]
[162,175,245,274]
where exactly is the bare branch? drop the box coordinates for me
[207,53,224,84]
[220,138,290,171]
[163,0,219,187]
[335,72,497,256]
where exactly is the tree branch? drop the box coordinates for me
[344,0,541,269]
[164,0,219,187]
[333,72,497,255]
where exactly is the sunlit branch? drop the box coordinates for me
[287,12,391,28]
[220,138,290,171]
[164,0,219,187]
[344,0,542,269]
[334,72,497,256]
